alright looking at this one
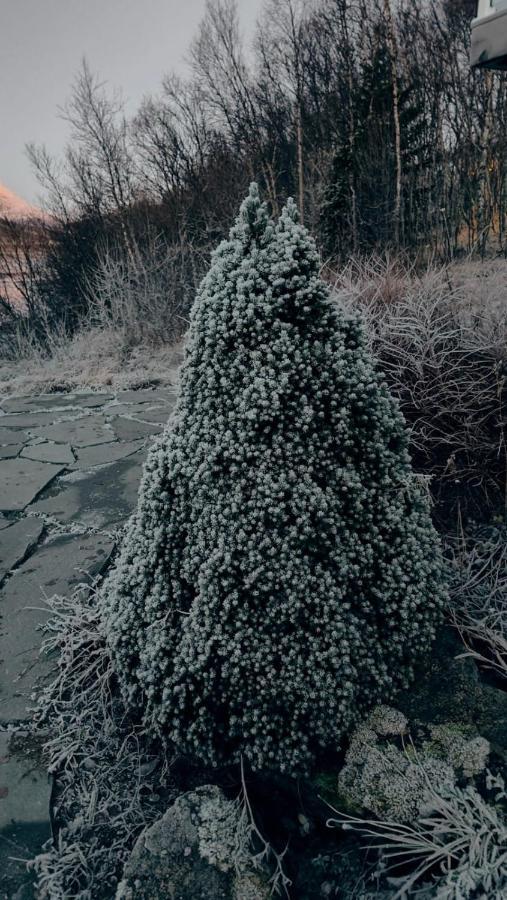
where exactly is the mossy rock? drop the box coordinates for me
[396,626,507,759]
[116,785,270,900]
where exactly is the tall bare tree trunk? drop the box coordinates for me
[383,0,402,248]
[296,102,305,225]
[339,0,358,252]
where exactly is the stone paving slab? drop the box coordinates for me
[0,731,51,900]
[123,405,173,425]
[104,402,169,419]
[21,442,75,465]
[0,731,51,899]
[0,411,67,429]
[0,519,44,584]
[0,427,27,446]
[0,459,65,513]
[0,731,50,829]
[0,533,114,725]
[111,416,163,441]
[29,415,115,448]
[1,391,114,414]
[73,438,145,469]
[0,445,22,460]
[116,388,175,405]
[30,452,147,530]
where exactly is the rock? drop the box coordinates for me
[1,392,114,414]
[117,785,270,900]
[330,703,489,825]
[73,439,146,470]
[0,427,27,446]
[0,458,64,513]
[29,415,115,448]
[0,518,44,583]
[10,392,112,414]
[130,406,173,425]
[104,403,156,418]
[30,452,146,530]
[116,388,176,405]
[21,442,75,465]
[0,411,64,428]
[0,444,23,459]
[0,532,114,724]
[105,402,174,424]
[0,730,50,832]
[111,417,163,441]
[0,731,51,900]
[397,626,507,760]
[0,515,10,531]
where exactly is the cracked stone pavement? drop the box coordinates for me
[0,386,176,898]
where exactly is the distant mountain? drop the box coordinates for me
[0,182,44,221]
[0,183,48,309]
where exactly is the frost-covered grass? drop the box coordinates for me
[26,580,291,900]
[0,327,183,397]
[27,582,176,900]
[449,525,507,682]
[328,771,507,899]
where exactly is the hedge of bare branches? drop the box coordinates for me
[333,258,507,530]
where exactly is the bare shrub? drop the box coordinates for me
[332,257,507,528]
[87,235,206,348]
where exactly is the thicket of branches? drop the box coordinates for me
[1,0,505,348]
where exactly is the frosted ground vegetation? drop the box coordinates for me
[335,705,490,823]
[100,184,447,773]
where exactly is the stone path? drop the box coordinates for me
[0,386,176,898]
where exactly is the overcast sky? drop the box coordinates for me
[0,0,264,204]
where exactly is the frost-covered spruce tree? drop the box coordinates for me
[100,184,446,773]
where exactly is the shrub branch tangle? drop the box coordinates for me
[100,185,446,773]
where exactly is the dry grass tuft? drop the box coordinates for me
[0,328,184,397]
[27,581,176,900]
[327,768,507,899]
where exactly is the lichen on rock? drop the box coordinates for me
[116,785,270,900]
[335,705,490,823]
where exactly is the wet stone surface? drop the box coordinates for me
[30,451,147,531]
[0,427,28,446]
[0,531,114,725]
[29,414,115,448]
[21,442,75,465]
[0,459,65,513]
[0,518,44,584]
[73,438,145,470]
[110,416,164,441]
[0,385,176,895]
[0,445,23,460]
[0,731,52,900]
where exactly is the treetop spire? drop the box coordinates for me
[230,181,271,246]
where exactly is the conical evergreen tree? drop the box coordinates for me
[100,184,446,773]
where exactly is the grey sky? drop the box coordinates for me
[0,0,264,204]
